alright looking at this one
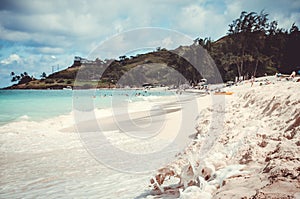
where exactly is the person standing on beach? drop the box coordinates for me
[290,71,296,79]
[251,76,255,87]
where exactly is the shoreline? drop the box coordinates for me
[0,79,299,198]
[0,88,213,198]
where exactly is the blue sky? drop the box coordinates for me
[0,0,299,88]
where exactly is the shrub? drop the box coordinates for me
[67,80,72,84]
[57,79,65,83]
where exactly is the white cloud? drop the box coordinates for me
[272,12,300,30]
[224,0,300,30]
[178,5,206,31]
[35,47,65,54]
[161,37,174,47]
[0,54,21,65]
[88,28,194,60]
[175,4,229,39]
[1,0,299,49]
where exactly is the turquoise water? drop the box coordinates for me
[0,89,172,125]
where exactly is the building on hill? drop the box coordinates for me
[73,56,96,66]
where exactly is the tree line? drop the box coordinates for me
[198,10,300,81]
[10,72,47,84]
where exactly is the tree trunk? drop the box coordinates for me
[254,59,259,77]
[240,61,244,77]
[241,48,245,77]
[236,61,241,78]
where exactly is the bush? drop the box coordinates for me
[57,79,65,83]
[67,80,72,84]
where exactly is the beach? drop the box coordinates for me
[150,78,300,198]
[0,90,203,198]
[1,78,299,198]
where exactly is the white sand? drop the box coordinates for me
[0,92,210,198]
[150,79,300,198]
[1,79,299,198]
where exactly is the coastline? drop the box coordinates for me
[1,78,299,198]
[0,91,206,198]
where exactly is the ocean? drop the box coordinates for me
[0,89,200,198]
[0,89,171,126]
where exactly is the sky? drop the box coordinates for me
[0,0,299,88]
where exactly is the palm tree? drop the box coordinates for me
[41,72,47,79]
[11,76,17,82]
[119,55,126,61]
